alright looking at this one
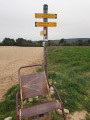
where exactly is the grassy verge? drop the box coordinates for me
[0,84,19,120]
[48,46,90,119]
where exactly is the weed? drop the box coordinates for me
[84,98,90,112]
[0,84,19,120]
[36,67,43,72]
[85,113,90,120]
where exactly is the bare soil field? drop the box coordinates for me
[0,46,43,101]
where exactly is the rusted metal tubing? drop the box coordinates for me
[18,64,43,76]
[16,91,19,120]
[49,85,67,120]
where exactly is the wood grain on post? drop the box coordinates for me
[43,4,48,78]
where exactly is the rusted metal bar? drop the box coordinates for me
[49,85,67,120]
[28,113,51,120]
[16,91,19,120]
[21,100,61,119]
[18,64,43,76]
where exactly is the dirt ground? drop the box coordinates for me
[68,111,87,120]
[0,46,43,101]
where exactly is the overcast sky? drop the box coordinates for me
[0,0,90,41]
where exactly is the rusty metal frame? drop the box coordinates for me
[18,64,51,108]
[18,64,50,91]
[16,64,67,120]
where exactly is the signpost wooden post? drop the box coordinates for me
[35,4,57,78]
[35,5,57,120]
[43,4,48,78]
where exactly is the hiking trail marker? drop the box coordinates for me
[35,4,57,77]
[40,30,46,36]
[35,13,57,19]
[35,22,57,27]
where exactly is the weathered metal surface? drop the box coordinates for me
[21,100,61,119]
[16,64,67,120]
[21,72,49,99]
[28,112,51,120]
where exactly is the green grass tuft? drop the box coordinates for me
[0,84,19,120]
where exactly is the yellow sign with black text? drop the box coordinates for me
[35,22,57,27]
[40,30,46,36]
[35,13,57,19]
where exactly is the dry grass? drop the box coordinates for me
[0,46,43,100]
[68,111,87,120]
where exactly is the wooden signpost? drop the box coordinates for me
[35,4,57,77]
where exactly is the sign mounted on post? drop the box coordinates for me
[35,4,57,78]
[35,22,57,27]
[40,30,46,36]
[35,13,57,19]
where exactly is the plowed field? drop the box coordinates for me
[0,46,43,100]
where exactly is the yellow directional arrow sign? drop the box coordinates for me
[40,30,46,36]
[35,13,57,19]
[35,22,57,27]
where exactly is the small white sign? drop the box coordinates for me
[43,42,45,47]
[44,36,48,41]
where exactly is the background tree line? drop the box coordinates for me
[0,37,90,46]
[0,38,42,47]
[48,38,90,46]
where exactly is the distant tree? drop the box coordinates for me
[48,40,51,46]
[63,43,71,46]
[16,38,27,46]
[2,38,15,46]
[0,42,2,46]
[48,40,56,46]
[27,40,32,44]
[25,40,32,46]
[87,39,90,46]
[71,40,83,46]
[59,38,66,46]
[71,41,77,46]
[59,38,65,43]
[37,41,42,47]
[77,40,83,46]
